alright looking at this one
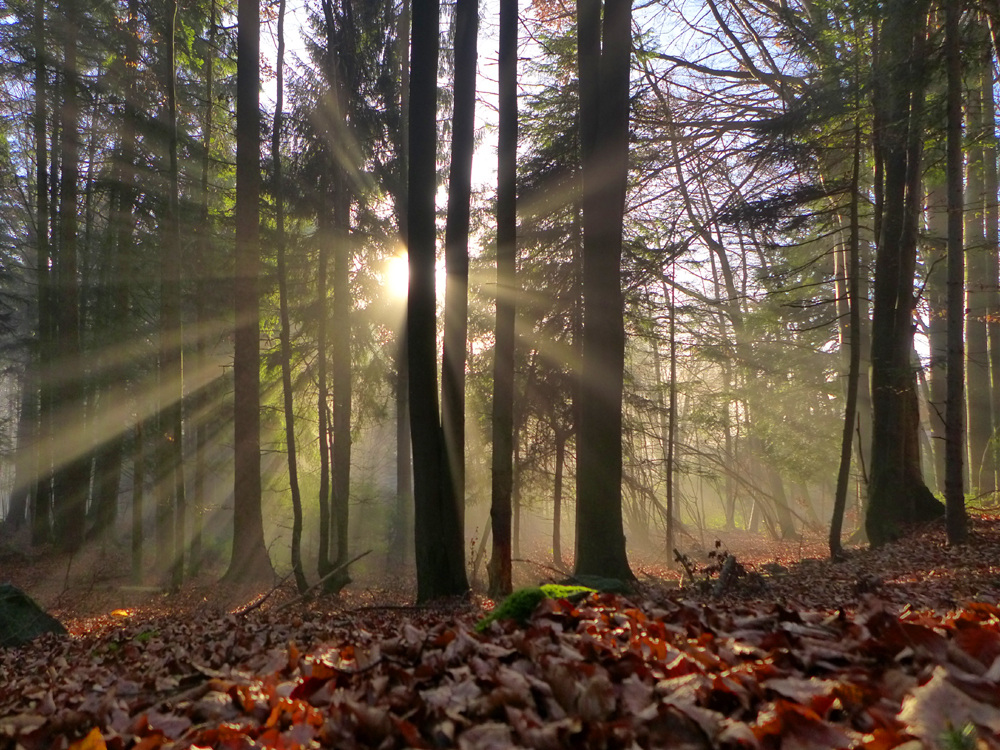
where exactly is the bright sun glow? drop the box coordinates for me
[385,254,409,299]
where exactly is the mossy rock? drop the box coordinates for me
[475,584,595,633]
[0,584,66,648]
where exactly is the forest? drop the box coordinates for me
[4,0,1000,746]
[0,0,997,586]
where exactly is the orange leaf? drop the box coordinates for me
[69,728,106,750]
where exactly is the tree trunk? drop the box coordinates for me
[925,178,948,492]
[391,0,413,572]
[52,0,89,553]
[31,0,52,547]
[552,426,565,569]
[944,0,967,544]
[408,0,468,601]
[160,0,186,588]
[330,183,352,583]
[317,214,333,580]
[488,0,517,598]
[442,0,478,554]
[965,40,992,496]
[574,0,633,580]
[866,0,944,546]
[190,0,217,576]
[272,0,307,593]
[226,0,273,582]
[983,51,1000,497]
[132,419,145,583]
[6,375,33,531]
[831,115,863,558]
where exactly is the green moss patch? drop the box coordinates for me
[475,584,595,632]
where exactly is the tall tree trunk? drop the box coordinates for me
[90,0,141,542]
[442,0,478,553]
[31,0,52,547]
[316,213,333,579]
[52,0,89,553]
[925,178,948,492]
[391,0,413,572]
[965,39,993,496]
[158,0,186,587]
[984,52,1000,496]
[488,0,517,597]
[574,0,633,580]
[132,420,144,583]
[552,426,565,569]
[866,0,944,546]
[272,0,306,593]
[6,375,35,531]
[226,0,273,582]
[408,0,468,601]
[831,99,865,557]
[330,183,352,583]
[944,0,967,544]
[190,0,218,576]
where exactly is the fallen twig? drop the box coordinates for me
[274,550,372,613]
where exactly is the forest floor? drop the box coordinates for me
[3,512,1000,749]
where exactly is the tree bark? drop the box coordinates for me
[226,0,273,582]
[160,0,186,588]
[272,0,307,593]
[866,0,944,546]
[831,115,863,558]
[31,0,52,547]
[52,0,89,553]
[190,0,218,576]
[488,0,517,597]
[408,0,468,601]
[964,40,992,496]
[442,0,478,557]
[574,0,634,580]
[944,0,967,544]
[983,50,1000,496]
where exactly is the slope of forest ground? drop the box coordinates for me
[2,513,1000,749]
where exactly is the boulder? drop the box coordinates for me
[0,584,66,648]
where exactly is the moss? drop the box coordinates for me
[475,584,595,633]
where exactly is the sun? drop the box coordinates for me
[384,253,409,299]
